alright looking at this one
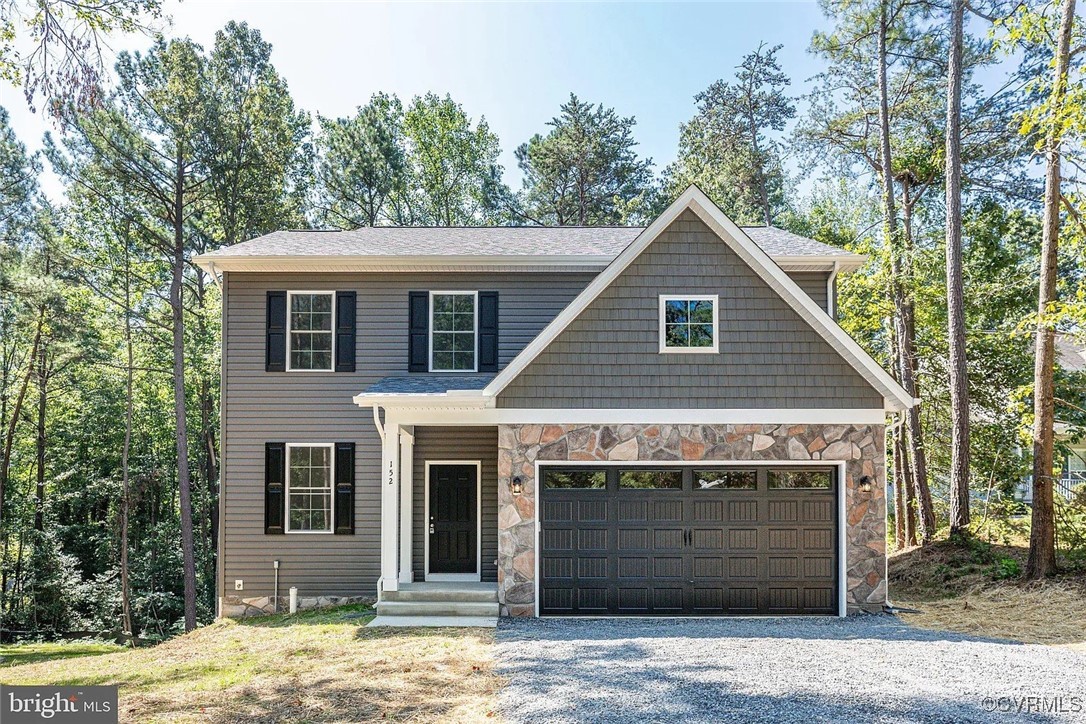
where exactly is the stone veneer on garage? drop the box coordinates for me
[496,423,886,616]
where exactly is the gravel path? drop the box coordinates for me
[495,615,1086,723]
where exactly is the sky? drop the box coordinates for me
[0,0,1009,202]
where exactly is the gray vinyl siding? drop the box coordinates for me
[497,211,884,409]
[787,272,829,313]
[411,427,499,582]
[221,271,592,599]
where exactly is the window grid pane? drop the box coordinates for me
[432,293,476,370]
[288,445,333,531]
[663,297,715,349]
[289,294,333,370]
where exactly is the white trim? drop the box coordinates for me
[285,290,335,372]
[429,290,479,373]
[380,407,889,427]
[658,294,720,354]
[482,186,914,412]
[380,424,401,593]
[398,427,415,584]
[531,458,848,619]
[283,443,335,534]
[423,460,483,582]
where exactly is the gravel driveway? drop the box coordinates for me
[495,615,1086,723]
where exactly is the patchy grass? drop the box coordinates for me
[0,605,502,723]
[890,538,1086,647]
[0,641,126,667]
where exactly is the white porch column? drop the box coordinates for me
[398,426,415,583]
[380,421,401,592]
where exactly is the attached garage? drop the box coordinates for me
[538,464,840,616]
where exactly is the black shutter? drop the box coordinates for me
[408,291,429,372]
[334,443,355,535]
[264,443,286,534]
[335,291,356,372]
[266,291,287,372]
[478,291,499,372]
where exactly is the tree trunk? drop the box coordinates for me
[172,157,198,631]
[1027,0,1076,580]
[120,235,135,643]
[893,425,906,549]
[876,7,935,542]
[1,311,44,524]
[34,324,46,533]
[946,0,971,534]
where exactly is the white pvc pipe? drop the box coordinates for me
[289,586,298,614]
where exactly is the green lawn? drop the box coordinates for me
[0,640,126,667]
[0,606,501,723]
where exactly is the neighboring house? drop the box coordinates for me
[195,186,914,622]
[1018,336,1086,505]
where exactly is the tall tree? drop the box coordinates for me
[313,93,407,228]
[667,43,794,225]
[516,93,654,225]
[51,38,208,630]
[1017,0,1080,578]
[402,93,504,226]
[945,0,971,533]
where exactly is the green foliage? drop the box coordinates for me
[515,93,654,225]
[665,43,793,224]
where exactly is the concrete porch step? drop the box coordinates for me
[367,615,497,628]
[375,600,500,617]
[382,585,498,604]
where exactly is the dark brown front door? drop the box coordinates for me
[428,464,477,574]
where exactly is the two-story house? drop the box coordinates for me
[195,186,914,623]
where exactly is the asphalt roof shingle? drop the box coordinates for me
[198,225,854,260]
[363,375,495,395]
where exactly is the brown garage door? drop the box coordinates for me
[539,465,838,615]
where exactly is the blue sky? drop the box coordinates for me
[0,1,833,198]
[0,0,1003,200]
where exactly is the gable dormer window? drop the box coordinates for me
[288,291,335,371]
[430,291,478,371]
[659,295,718,353]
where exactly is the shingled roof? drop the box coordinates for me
[196,225,859,262]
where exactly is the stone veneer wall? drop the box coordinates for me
[496,423,885,616]
[220,594,372,619]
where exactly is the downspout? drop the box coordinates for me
[827,261,839,319]
[373,404,385,443]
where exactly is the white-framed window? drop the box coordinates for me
[286,443,334,533]
[287,291,335,371]
[430,291,478,372]
[659,294,719,353]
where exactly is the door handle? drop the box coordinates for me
[429,523,435,534]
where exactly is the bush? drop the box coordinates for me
[990,556,1021,580]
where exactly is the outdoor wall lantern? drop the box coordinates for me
[511,476,523,496]
[859,475,874,494]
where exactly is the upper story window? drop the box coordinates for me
[430,291,477,371]
[287,444,333,532]
[288,292,334,371]
[659,295,719,353]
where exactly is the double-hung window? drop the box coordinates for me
[430,291,477,372]
[659,294,719,353]
[286,444,333,532]
[288,292,334,371]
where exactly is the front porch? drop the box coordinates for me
[369,581,499,627]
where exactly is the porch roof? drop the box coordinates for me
[363,375,495,395]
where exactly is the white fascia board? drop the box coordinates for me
[483,185,914,413]
[379,407,889,426]
[351,392,494,408]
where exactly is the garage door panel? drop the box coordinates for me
[540,465,838,616]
